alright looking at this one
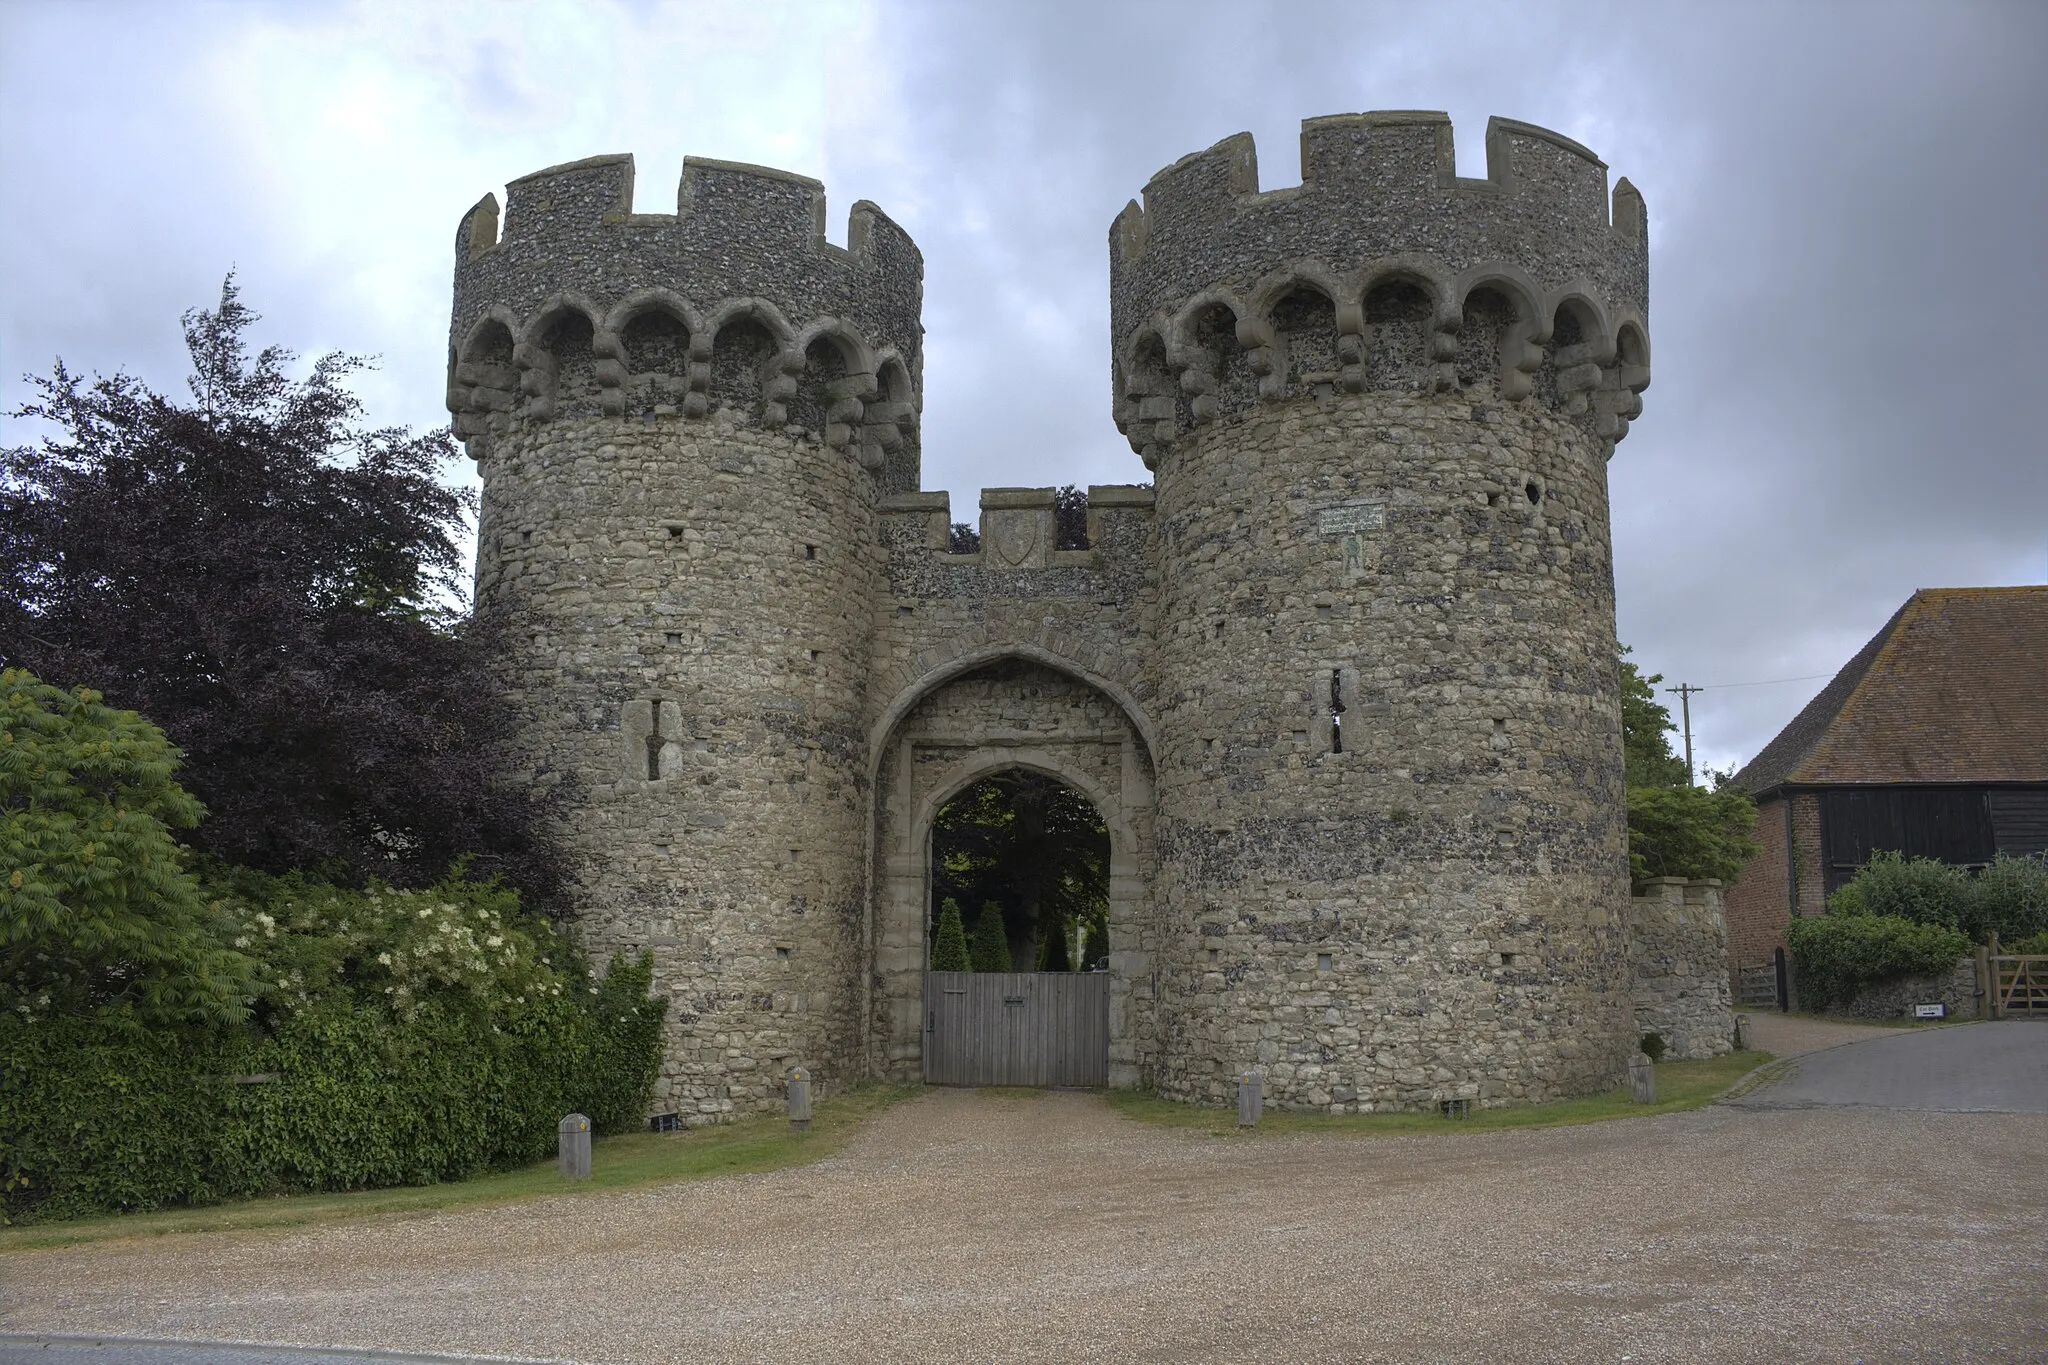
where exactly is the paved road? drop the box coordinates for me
[4,1080,2043,1365]
[1730,1019,2048,1113]
[0,1339,554,1365]
[1738,1010,1908,1057]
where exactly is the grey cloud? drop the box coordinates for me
[5,0,2042,774]
[880,0,2048,771]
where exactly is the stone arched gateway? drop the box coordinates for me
[867,657,1158,1087]
[453,118,1733,1122]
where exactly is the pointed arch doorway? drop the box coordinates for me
[866,656,1156,1088]
[925,765,1112,1086]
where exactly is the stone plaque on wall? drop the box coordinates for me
[1317,501,1385,535]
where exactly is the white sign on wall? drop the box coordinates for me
[1317,501,1386,535]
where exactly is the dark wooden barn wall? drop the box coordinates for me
[1819,784,2048,891]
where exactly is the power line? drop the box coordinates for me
[1696,671,1834,690]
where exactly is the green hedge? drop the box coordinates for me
[3,672,668,1224]
[1786,914,1971,1011]
[1,950,663,1223]
[1827,851,2048,944]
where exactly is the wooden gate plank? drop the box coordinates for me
[1990,955,2048,1018]
[925,971,1111,1086]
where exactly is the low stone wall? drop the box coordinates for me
[1828,956,1979,1021]
[1628,878,1736,1059]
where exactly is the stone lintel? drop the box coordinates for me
[980,486,1057,511]
[1087,483,1156,509]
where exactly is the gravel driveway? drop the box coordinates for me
[3,1081,2043,1364]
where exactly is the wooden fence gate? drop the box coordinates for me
[1991,955,2047,1017]
[925,971,1109,1087]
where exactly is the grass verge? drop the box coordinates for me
[0,1083,920,1256]
[1106,1051,1772,1137]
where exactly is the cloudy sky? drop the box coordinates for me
[3,0,2042,775]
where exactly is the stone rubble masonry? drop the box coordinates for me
[450,114,1719,1122]
[1628,878,1736,1060]
[1828,956,1979,1021]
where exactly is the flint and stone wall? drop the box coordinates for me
[1117,113,1656,1110]
[1628,878,1736,1060]
[1827,956,1979,1021]
[1145,389,1637,1109]
[454,114,1704,1121]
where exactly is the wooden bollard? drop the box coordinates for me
[787,1066,812,1132]
[1628,1051,1656,1105]
[558,1113,591,1179]
[1237,1070,1262,1128]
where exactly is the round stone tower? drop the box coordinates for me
[446,153,922,1120]
[1110,112,1652,1110]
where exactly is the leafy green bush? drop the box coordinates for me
[1828,850,2048,945]
[1968,853,2048,944]
[1,670,665,1225]
[930,897,970,972]
[969,902,1012,973]
[1625,783,1759,886]
[1786,913,1971,1010]
[2,670,252,1026]
[1826,851,1970,926]
[0,870,665,1224]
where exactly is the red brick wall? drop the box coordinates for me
[1725,796,1790,996]
[1788,791,1826,916]
[1722,791,1828,1000]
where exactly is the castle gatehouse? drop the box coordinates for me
[447,112,1728,1119]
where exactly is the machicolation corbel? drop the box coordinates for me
[1107,111,1651,458]
[449,151,923,480]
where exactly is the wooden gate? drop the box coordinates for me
[1991,955,2048,1017]
[925,971,1109,1087]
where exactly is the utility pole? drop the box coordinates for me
[1666,682,1704,785]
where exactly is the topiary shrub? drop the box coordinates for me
[969,902,1012,973]
[930,897,970,972]
[1786,913,1971,1011]
[1082,916,1108,970]
[1040,916,1072,972]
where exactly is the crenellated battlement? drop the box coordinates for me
[464,154,919,270]
[1108,114,1652,465]
[880,484,1154,589]
[449,153,924,483]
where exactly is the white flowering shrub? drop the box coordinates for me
[4,866,666,1223]
[221,869,572,1024]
